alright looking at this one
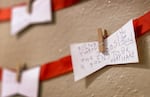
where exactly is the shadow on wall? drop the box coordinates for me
[85,32,150,88]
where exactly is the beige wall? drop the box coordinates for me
[0,0,150,97]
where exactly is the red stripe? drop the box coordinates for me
[0,8,11,21]
[52,0,79,11]
[0,0,79,22]
[40,55,72,81]
[0,68,2,80]
[133,11,150,37]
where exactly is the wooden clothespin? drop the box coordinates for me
[97,28,108,53]
[16,63,26,82]
[27,0,35,14]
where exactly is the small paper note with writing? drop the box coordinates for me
[11,0,52,35]
[1,67,40,97]
[70,20,139,81]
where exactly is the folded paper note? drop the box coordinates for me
[1,67,40,97]
[71,20,139,81]
[11,0,52,35]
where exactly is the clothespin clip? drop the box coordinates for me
[27,0,35,14]
[16,63,26,82]
[97,28,108,53]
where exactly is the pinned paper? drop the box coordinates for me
[70,20,139,81]
[11,0,52,35]
[1,67,40,97]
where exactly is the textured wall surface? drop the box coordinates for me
[0,0,150,97]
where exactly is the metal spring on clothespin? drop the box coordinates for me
[97,28,108,53]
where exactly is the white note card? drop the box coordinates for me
[1,67,40,97]
[70,20,139,81]
[11,0,52,35]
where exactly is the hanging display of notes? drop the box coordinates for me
[70,20,139,81]
[0,0,150,96]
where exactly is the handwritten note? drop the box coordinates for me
[70,20,139,81]
[11,0,52,35]
[1,67,40,97]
